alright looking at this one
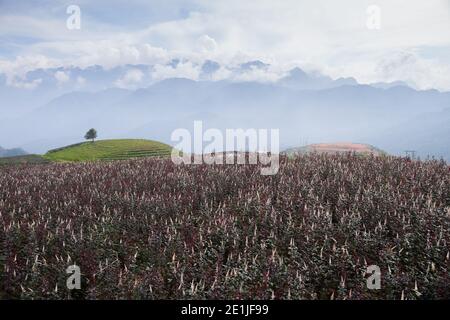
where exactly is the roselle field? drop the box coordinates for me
[0,154,449,300]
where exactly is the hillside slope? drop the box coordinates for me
[371,108,450,161]
[44,139,172,162]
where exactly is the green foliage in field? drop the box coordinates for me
[44,139,173,162]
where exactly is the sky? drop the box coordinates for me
[1,0,450,90]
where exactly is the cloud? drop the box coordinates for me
[210,66,232,81]
[152,61,200,81]
[197,35,217,53]
[374,51,450,91]
[114,69,145,88]
[54,70,70,84]
[0,0,449,89]
[6,77,42,89]
[76,76,86,86]
[0,54,54,89]
[0,55,56,76]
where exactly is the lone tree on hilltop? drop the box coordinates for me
[84,128,97,143]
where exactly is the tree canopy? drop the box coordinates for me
[84,128,97,142]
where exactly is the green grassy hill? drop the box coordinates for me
[44,139,173,162]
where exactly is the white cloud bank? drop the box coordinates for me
[115,69,145,88]
[54,70,70,84]
[0,0,449,90]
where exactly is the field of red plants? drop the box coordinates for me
[0,154,449,299]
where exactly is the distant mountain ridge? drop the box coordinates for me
[1,61,424,120]
[0,146,28,158]
[279,67,359,90]
[0,64,449,160]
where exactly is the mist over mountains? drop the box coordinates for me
[1,61,449,160]
[0,145,27,158]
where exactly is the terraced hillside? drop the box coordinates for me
[44,139,173,162]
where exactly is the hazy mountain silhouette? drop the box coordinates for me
[0,146,28,158]
[0,65,449,159]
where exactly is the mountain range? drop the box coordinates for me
[0,62,449,161]
[0,146,27,158]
